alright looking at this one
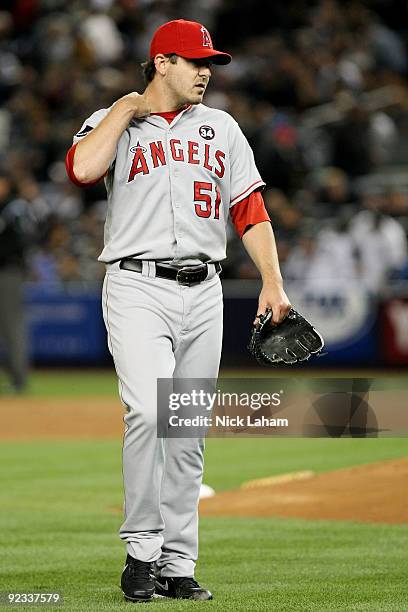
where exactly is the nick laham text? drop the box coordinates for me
[169,415,289,427]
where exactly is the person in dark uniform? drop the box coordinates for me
[0,170,36,393]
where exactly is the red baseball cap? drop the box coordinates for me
[150,19,232,65]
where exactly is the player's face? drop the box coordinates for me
[165,57,212,105]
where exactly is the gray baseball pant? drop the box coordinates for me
[102,261,223,577]
[0,266,28,391]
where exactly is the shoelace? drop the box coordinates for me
[128,559,152,581]
[176,577,201,590]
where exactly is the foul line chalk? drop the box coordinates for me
[241,470,315,490]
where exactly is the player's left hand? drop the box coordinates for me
[255,280,291,325]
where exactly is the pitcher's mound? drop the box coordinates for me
[200,458,408,524]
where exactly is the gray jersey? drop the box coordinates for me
[73,103,265,264]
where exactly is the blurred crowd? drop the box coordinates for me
[1,0,408,292]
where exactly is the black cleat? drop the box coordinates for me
[154,576,213,600]
[121,554,155,602]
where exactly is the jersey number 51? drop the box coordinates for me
[194,181,221,220]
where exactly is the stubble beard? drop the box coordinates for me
[187,88,206,106]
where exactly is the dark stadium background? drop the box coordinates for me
[1,0,408,385]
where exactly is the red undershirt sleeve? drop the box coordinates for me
[65,143,106,187]
[230,190,271,238]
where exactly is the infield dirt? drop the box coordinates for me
[1,397,407,525]
[199,458,408,525]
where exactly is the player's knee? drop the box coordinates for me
[124,407,158,434]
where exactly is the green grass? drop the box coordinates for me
[203,437,408,490]
[3,368,408,397]
[0,370,408,610]
[1,439,407,503]
[0,438,407,611]
[21,370,119,397]
[0,514,407,611]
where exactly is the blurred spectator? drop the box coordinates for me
[330,101,374,177]
[80,6,124,65]
[284,217,358,289]
[304,166,357,221]
[350,195,408,292]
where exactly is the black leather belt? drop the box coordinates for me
[119,259,221,286]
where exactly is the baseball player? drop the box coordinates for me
[66,19,291,602]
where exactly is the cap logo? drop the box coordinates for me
[201,26,212,48]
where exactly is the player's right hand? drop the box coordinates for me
[120,92,151,118]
